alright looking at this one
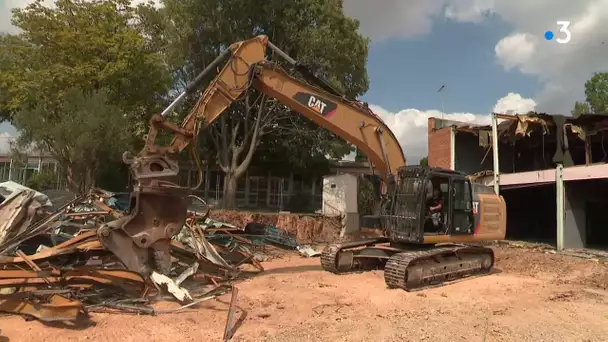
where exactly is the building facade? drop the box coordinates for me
[427,114,608,251]
[0,154,65,189]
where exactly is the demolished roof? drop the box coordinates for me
[432,112,608,141]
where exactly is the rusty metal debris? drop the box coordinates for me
[223,285,240,342]
[0,185,292,325]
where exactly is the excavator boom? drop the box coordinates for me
[97,35,406,276]
[146,35,405,181]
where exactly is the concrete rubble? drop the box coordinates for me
[0,185,320,325]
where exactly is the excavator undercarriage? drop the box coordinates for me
[321,240,495,291]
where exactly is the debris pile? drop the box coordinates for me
[0,186,306,324]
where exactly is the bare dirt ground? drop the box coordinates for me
[1,245,608,342]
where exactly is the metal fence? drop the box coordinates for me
[0,154,323,213]
[0,158,67,190]
[175,167,323,213]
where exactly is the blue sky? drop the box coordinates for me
[362,17,538,114]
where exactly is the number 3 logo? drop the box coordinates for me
[556,21,571,44]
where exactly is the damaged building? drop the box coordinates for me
[428,113,608,251]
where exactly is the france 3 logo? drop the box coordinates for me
[544,21,571,44]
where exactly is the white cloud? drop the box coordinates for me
[342,0,448,41]
[341,0,492,40]
[361,93,535,164]
[444,0,494,23]
[490,0,608,112]
[342,0,608,114]
[492,92,537,114]
[494,33,537,72]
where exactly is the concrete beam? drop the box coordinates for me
[556,164,565,250]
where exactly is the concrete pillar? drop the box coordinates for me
[564,181,586,249]
[556,164,565,250]
[491,113,500,195]
[8,159,12,181]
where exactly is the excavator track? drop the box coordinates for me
[384,245,494,291]
[320,244,342,273]
[321,238,391,274]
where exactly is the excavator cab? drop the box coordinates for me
[383,166,476,243]
[322,166,501,291]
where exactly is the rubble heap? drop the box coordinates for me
[0,187,312,324]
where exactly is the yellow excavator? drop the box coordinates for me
[97,35,506,291]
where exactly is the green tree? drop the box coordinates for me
[572,72,608,116]
[571,101,590,118]
[149,0,370,208]
[584,72,608,114]
[26,171,57,191]
[354,148,368,162]
[0,0,171,132]
[0,0,172,189]
[357,176,375,216]
[13,89,130,193]
[419,157,428,167]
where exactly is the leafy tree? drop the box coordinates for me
[0,34,27,122]
[571,101,590,118]
[572,72,608,116]
[419,157,428,167]
[149,0,370,208]
[0,0,173,189]
[357,176,375,216]
[13,89,130,193]
[354,148,368,162]
[0,0,171,132]
[26,171,57,191]
[584,72,608,114]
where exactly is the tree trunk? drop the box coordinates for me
[75,167,96,194]
[222,173,239,209]
[213,94,269,209]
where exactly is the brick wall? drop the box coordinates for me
[427,118,452,169]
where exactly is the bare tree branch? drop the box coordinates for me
[234,94,266,176]
[209,125,228,173]
[235,92,264,161]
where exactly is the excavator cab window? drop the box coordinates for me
[451,178,474,235]
[423,176,449,234]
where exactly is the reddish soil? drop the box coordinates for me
[210,209,343,243]
[2,245,607,342]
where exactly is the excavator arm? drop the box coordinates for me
[97,35,406,276]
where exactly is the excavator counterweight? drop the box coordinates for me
[98,35,506,291]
